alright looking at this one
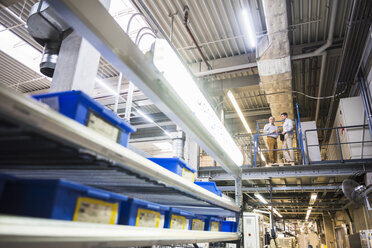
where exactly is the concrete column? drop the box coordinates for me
[50,0,110,95]
[323,215,336,248]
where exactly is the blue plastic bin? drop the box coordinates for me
[0,178,128,224]
[194,181,222,196]
[33,90,136,147]
[119,198,169,228]
[0,173,14,199]
[190,215,208,231]
[148,158,196,182]
[164,208,195,230]
[222,221,237,232]
[205,216,222,231]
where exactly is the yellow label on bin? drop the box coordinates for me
[170,214,186,229]
[211,221,219,231]
[87,112,120,142]
[192,219,204,230]
[73,197,118,224]
[136,209,161,228]
[182,168,194,182]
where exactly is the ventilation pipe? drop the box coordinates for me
[256,0,338,122]
[256,0,293,120]
[27,0,72,77]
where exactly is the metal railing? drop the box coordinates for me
[253,103,306,167]
[253,119,304,167]
[304,124,372,164]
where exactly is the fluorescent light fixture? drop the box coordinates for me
[253,209,270,214]
[136,109,154,123]
[272,208,283,218]
[241,8,256,47]
[153,142,172,151]
[163,130,171,137]
[227,90,252,134]
[153,39,243,166]
[254,193,268,204]
[309,193,317,205]
[228,90,266,164]
[305,207,312,220]
[310,193,317,201]
[95,78,118,96]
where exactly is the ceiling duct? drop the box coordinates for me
[27,0,72,77]
[256,0,293,119]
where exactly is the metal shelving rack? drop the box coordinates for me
[0,0,244,245]
[0,83,240,246]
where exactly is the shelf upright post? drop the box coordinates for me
[253,135,258,168]
[269,178,275,239]
[114,73,122,113]
[234,178,242,207]
[235,177,243,247]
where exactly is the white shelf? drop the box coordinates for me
[0,215,239,248]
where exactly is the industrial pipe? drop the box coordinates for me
[183,6,212,70]
[314,0,339,124]
[219,185,342,192]
[324,0,370,138]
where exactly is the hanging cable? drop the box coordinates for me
[257,83,348,100]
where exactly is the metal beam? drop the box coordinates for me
[199,162,372,180]
[225,109,271,119]
[248,202,344,206]
[189,42,342,77]
[219,185,342,192]
[207,84,260,97]
[47,0,242,178]
[132,121,175,129]
[273,212,329,215]
[129,135,171,143]
[205,74,259,88]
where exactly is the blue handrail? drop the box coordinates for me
[296,103,306,165]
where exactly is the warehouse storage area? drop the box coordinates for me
[0,0,372,247]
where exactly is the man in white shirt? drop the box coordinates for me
[264,116,279,164]
[281,112,295,162]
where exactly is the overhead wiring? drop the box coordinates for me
[257,83,348,100]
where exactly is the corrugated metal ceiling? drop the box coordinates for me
[0,51,50,93]
[138,0,267,64]
[288,0,351,45]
